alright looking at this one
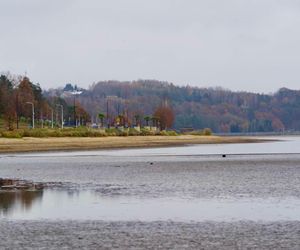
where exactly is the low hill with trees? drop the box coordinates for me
[2,73,300,133]
[63,80,300,133]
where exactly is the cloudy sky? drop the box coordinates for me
[1,0,300,93]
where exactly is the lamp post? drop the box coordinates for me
[56,104,64,129]
[71,90,82,127]
[12,85,19,129]
[26,102,35,129]
[50,107,54,128]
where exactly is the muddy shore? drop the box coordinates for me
[1,141,299,249]
[1,220,300,250]
[1,154,300,199]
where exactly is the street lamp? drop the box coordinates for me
[56,104,64,129]
[50,107,54,128]
[71,90,82,127]
[26,102,35,129]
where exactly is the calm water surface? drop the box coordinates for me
[1,136,300,221]
[1,190,300,221]
[2,136,299,158]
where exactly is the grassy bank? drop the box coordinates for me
[0,135,266,154]
[0,127,184,138]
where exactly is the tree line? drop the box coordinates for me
[0,74,90,130]
[3,74,300,133]
[47,80,300,133]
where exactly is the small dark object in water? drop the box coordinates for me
[222,154,226,158]
[150,162,154,165]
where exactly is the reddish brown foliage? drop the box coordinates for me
[154,106,175,130]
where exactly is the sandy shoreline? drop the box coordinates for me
[0,135,269,153]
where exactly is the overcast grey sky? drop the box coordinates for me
[1,0,300,93]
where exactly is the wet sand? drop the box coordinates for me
[1,154,300,199]
[0,135,266,153]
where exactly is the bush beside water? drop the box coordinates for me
[1,130,24,138]
[159,130,178,136]
[188,128,213,136]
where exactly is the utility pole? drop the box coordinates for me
[50,108,54,128]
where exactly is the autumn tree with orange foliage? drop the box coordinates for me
[154,104,175,130]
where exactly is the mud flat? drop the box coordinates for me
[0,178,44,191]
[1,138,300,249]
[1,221,300,249]
[1,153,300,199]
[0,135,267,153]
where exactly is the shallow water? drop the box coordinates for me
[1,189,300,221]
[2,135,298,158]
[1,136,300,223]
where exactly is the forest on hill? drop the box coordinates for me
[48,80,300,133]
[2,73,300,133]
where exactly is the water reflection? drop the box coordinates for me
[0,190,43,216]
[1,189,300,221]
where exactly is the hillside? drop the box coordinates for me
[48,80,300,133]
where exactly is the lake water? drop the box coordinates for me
[2,136,299,159]
[1,136,300,222]
[1,190,300,221]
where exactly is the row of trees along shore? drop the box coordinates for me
[0,74,176,132]
[66,80,300,133]
[0,74,90,130]
[96,102,175,130]
[4,74,300,134]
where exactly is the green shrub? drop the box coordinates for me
[23,129,49,137]
[0,126,183,138]
[48,129,63,137]
[1,130,24,138]
[189,128,213,136]
[159,130,178,136]
[117,130,129,136]
[159,130,168,136]
[140,128,155,136]
[105,128,117,136]
[203,128,212,136]
[128,128,140,136]
[167,130,178,136]
[85,129,106,137]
